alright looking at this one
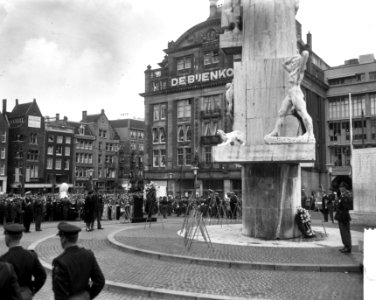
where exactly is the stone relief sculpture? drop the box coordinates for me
[264,50,315,144]
[225,81,234,128]
[217,129,245,146]
[222,0,242,34]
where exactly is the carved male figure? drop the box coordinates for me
[266,50,314,141]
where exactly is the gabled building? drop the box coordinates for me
[110,118,145,191]
[5,98,45,193]
[0,100,10,194]
[44,114,75,190]
[81,110,120,192]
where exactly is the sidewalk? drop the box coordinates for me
[28,218,363,300]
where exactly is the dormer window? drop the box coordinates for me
[176,56,192,74]
[79,125,85,135]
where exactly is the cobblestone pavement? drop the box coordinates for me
[0,219,364,300]
[114,219,363,266]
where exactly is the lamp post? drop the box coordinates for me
[168,172,173,196]
[191,166,199,199]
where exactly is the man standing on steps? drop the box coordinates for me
[0,223,47,299]
[335,182,353,254]
[52,222,105,300]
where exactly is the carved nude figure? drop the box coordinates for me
[225,81,234,126]
[266,50,314,141]
[222,0,242,34]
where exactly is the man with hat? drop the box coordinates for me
[52,222,105,299]
[335,182,353,253]
[0,223,47,299]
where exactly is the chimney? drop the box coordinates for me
[33,98,36,103]
[209,0,219,19]
[56,113,60,121]
[64,116,68,121]
[15,99,19,106]
[306,32,312,50]
[101,109,105,114]
[2,99,6,114]
[82,111,87,121]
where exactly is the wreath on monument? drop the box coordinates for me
[295,207,315,238]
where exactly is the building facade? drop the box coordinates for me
[0,100,9,194]
[324,53,376,188]
[44,115,75,190]
[141,3,328,198]
[5,99,46,193]
[81,110,120,192]
[110,119,145,191]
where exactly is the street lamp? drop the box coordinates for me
[168,172,173,196]
[191,166,199,199]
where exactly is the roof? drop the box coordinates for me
[10,102,33,118]
[110,119,145,130]
[82,114,101,123]
[67,121,95,136]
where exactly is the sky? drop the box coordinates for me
[0,0,375,122]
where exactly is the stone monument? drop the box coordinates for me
[213,0,316,239]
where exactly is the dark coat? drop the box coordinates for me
[334,190,353,222]
[0,246,46,295]
[83,195,96,224]
[52,246,105,300]
[0,262,22,300]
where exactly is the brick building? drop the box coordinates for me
[0,100,9,194]
[5,99,46,193]
[81,110,120,192]
[110,118,145,191]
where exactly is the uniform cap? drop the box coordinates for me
[57,222,81,236]
[339,182,349,189]
[4,223,25,235]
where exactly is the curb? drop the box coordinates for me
[108,227,363,273]
[29,232,254,300]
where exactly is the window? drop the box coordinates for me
[27,150,38,161]
[130,143,137,150]
[153,105,160,121]
[204,51,220,66]
[153,128,159,143]
[79,125,85,135]
[57,136,63,144]
[351,95,366,117]
[130,130,136,139]
[98,154,102,164]
[139,143,144,152]
[177,99,191,119]
[56,145,63,155]
[0,148,5,159]
[153,150,160,167]
[328,97,349,119]
[47,158,53,170]
[138,131,143,139]
[1,132,6,143]
[159,128,166,143]
[98,142,102,150]
[47,146,54,155]
[202,121,219,136]
[205,146,212,163]
[64,159,70,170]
[48,135,54,143]
[153,104,167,121]
[160,149,166,167]
[66,136,71,144]
[369,71,376,81]
[55,159,62,170]
[371,93,376,115]
[0,163,4,175]
[88,154,93,164]
[65,147,70,156]
[177,147,191,166]
[202,95,221,113]
[330,146,351,167]
[178,126,184,142]
[328,73,365,85]
[177,56,192,72]
[29,133,37,144]
[186,126,192,141]
[29,165,38,178]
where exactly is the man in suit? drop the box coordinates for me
[0,261,22,300]
[52,222,105,299]
[0,223,46,298]
[335,182,353,254]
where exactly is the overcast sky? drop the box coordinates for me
[0,0,375,122]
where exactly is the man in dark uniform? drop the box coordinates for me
[52,222,105,299]
[0,261,22,300]
[0,223,46,298]
[22,193,34,232]
[33,194,44,231]
[335,182,353,254]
